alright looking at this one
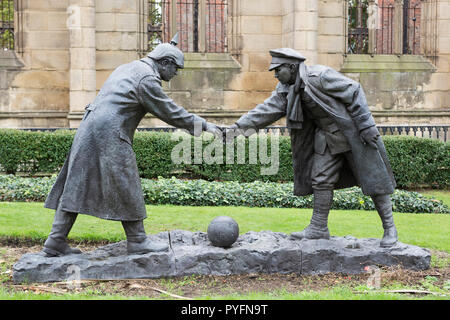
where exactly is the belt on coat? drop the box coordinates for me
[85,103,97,111]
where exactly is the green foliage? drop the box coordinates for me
[147,1,164,50]
[0,129,75,174]
[0,130,448,189]
[134,131,178,179]
[141,177,312,208]
[0,175,448,213]
[142,178,449,213]
[383,136,450,189]
[347,0,369,54]
[0,174,55,202]
[0,0,14,49]
[1,0,13,18]
[419,190,450,206]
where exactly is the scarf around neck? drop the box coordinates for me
[286,63,307,129]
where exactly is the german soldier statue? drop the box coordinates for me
[42,34,222,256]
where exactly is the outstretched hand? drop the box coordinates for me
[204,122,223,138]
[360,126,380,149]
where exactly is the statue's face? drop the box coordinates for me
[274,64,297,85]
[158,59,179,82]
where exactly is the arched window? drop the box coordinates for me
[347,0,432,56]
[347,0,369,54]
[148,0,228,53]
[0,0,14,50]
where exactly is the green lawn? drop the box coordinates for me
[0,201,448,252]
[1,286,448,300]
[0,288,141,300]
[204,287,449,300]
[1,193,449,300]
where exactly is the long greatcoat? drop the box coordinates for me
[45,57,207,221]
[235,64,396,196]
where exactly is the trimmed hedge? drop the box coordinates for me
[0,129,448,189]
[0,175,448,213]
[383,136,450,189]
[0,129,75,175]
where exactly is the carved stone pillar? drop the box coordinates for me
[368,0,378,54]
[198,0,206,52]
[229,0,241,57]
[394,0,404,54]
[170,0,177,37]
[68,0,96,128]
[290,0,318,64]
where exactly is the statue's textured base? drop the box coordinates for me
[13,230,431,283]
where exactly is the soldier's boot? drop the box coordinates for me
[372,194,398,248]
[291,189,333,240]
[121,220,169,255]
[42,209,82,257]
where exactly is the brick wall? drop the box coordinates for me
[205,0,226,52]
[174,0,227,53]
[375,0,422,54]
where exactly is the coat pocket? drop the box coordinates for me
[314,130,327,155]
[119,131,133,146]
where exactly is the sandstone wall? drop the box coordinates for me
[338,0,450,124]
[0,0,448,128]
[0,0,70,128]
[147,0,283,127]
[218,0,282,125]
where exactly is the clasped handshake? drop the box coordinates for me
[203,122,247,144]
[204,121,380,150]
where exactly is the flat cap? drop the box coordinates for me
[148,43,184,69]
[268,48,306,71]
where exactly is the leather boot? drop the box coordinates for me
[291,189,333,240]
[372,194,398,247]
[43,209,82,257]
[122,220,168,255]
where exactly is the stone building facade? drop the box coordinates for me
[0,0,448,128]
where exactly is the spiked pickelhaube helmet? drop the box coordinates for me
[148,33,184,69]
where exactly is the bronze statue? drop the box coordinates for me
[42,34,221,256]
[226,48,398,247]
